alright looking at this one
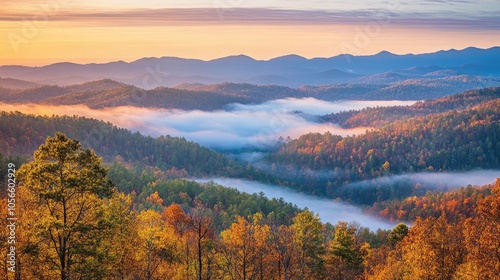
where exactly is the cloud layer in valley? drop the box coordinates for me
[195,178,397,230]
[346,170,500,190]
[0,99,416,150]
[229,98,417,116]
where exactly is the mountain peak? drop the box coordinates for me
[375,50,395,56]
[211,54,256,62]
[271,54,307,61]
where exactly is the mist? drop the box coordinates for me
[228,98,417,115]
[195,178,397,230]
[0,99,416,150]
[346,170,500,190]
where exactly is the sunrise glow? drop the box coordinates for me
[1,0,499,65]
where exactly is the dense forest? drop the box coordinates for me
[267,97,500,204]
[2,88,499,207]
[322,87,500,128]
[0,111,254,178]
[365,185,491,223]
[1,133,499,279]
[1,83,500,279]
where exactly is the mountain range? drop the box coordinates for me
[1,47,499,88]
[1,76,500,110]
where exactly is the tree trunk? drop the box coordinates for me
[147,244,152,280]
[185,241,190,280]
[198,233,202,280]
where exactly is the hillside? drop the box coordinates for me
[365,184,492,223]
[322,87,500,128]
[1,76,499,110]
[0,111,251,178]
[0,77,40,89]
[4,130,500,279]
[265,98,500,203]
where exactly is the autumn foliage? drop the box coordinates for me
[1,133,500,279]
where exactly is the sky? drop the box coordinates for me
[0,0,499,65]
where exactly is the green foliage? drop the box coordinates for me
[0,152,26,194]
[328,221,370,279]
[133,178,299,230]
[291,210,325,277]
[17,132,115,279]
[268,98,500,204]
[0,111,251,178]
[388,223,409,246]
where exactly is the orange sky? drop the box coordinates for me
[1,2,499,66]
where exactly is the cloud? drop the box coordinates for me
[346,170,500,190]
[195,177,397,230]
[0,7,499,30]
[0,99,416,150]
[229,98,417,115]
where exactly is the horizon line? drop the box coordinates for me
[2,45,498,68]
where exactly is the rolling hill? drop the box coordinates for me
[0,111,252,178]
[1,76,499,110]
[264,92,500,203]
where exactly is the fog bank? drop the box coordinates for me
[1,99,416,150]
[347,170,500,190]
[195,178,397,230]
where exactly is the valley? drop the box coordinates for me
[1,48,500,279]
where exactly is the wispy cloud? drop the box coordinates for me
[0,8,499,30]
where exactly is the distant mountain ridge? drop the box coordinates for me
[0,47,499,88]
[0,77,40,89]
[1,76,500,110]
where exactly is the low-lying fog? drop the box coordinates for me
[1,99,416,150]
[195,178,398,230]
[196,171,500,230]
[5,99,498,231]
[346,170,500,190]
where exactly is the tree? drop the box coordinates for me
[162,204,193,279]
[137,209,181,280]
[400,214,464,280]
[270,224,298,280]
[189,203,215,280]
[17,132,114,280]
[365,223,409,279]
[218,213,271,280]
[99,193,142,279]
[291,210,325,279]
[328,221,370,279]
[388,223,409,247]
[458,178,500,278]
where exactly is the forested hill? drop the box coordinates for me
[266,99,500,198]
[0,111,248,177]
[365,184,492,223]
[1,76,499,110]
[322,87,500,128]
